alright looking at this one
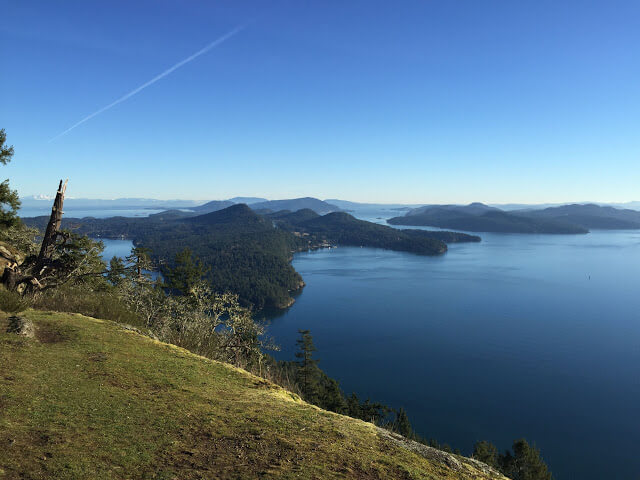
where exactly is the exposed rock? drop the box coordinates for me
[6,316,35,338]
[377,427,507,479]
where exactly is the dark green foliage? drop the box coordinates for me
[402,229,481,243]
[266,208,320,230]
[126,246,153,278]
[473,440,499,468]
[321,377,347,414]
[279,211,448,255]
[107,257,126,287]
[295,329,321,403]
[0,128,20,229]
[164,247,208,295]
[358,398,392,424]
[0,289,30,314]
[5,232,109,293]
[45,232,108,289]
[393,408,413,438]
[500,438,553,480]
[342,392,391,425]
[29,205,307,309]
[474,439,553,480]
[0,129,14,166]
[346,393,362,418]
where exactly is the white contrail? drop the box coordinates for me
[49,24,246,142]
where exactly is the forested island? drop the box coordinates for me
[267,209,480,253]
[23,204,480,310]
[388,203,590,233]
[511,203,640,229]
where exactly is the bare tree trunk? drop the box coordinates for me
[1,180,67,293]
[35,179,67,273]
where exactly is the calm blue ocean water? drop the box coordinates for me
[100,239,138,260]
[97,222,640,479]
[266,230,640,480]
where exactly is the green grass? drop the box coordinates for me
[0,311,507,480]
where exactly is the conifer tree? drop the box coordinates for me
[295,329,320,403]
[107,257,126,286]
[393,408,413,438]
[346,392,362,418]
[473,440,499,468]
[165,247,208,295]
[321,377,347,413]
[126,246,153,279]
[0,129,20,228]
[499,438,553,480]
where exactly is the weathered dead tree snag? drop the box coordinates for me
[35,179,67,275]
[1,179,118,295]
[1,179,74,293]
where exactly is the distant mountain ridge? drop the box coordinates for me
[249,197,341,215]
[388,203,589,234]
[228,196,268,204]
[191,200,236,214]
[191,197,340,216]
[406,202,501,217]
[185,203,268,229]
[514,203,640,229]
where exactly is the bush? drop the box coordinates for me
[31,286,143,327]
[0,288,30,314]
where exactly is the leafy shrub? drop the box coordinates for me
[0,288,30,314]
[31,286,143,326]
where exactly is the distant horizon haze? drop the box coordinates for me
[17,192,640,211]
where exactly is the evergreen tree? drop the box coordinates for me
[321,377,347,413]
[393,408,413,438]
[358,398,390,424]
[346,392,362,418]
[165,247,208,295]
[499,438,553,480]
[126,246,153,279]
[0,129,20,228]
[107,256,126,286]
[473,440,499,468]
[294,329,320,403]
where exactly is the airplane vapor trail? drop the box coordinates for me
[49,24,246,142]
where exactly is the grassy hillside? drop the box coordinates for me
[0,311,507,480]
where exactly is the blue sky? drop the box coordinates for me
[2,0,639,203]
